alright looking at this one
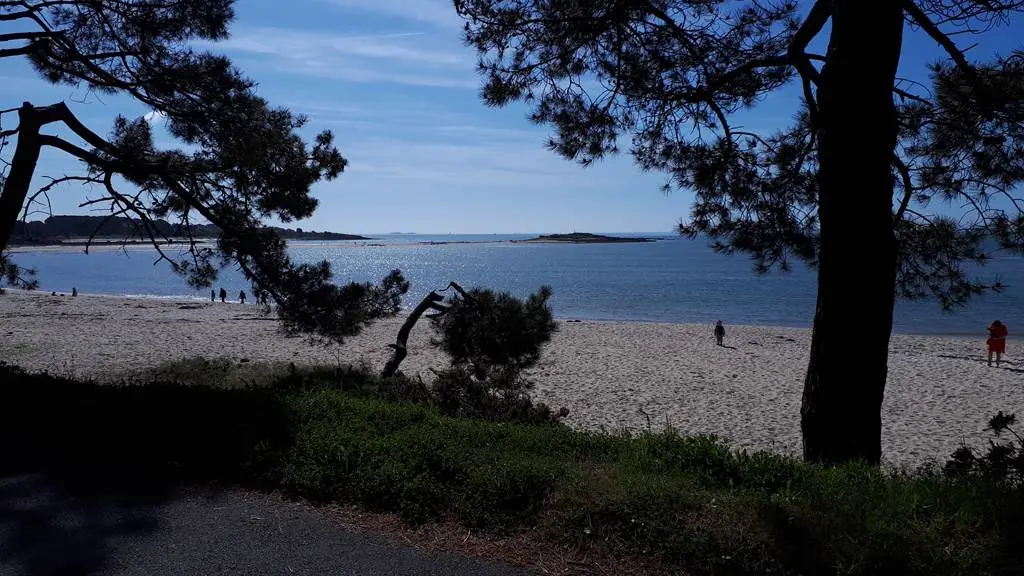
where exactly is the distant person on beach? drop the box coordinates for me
[253,287,267,306]
[987,320,1008,367]
[239,290,247,304]
[219,288,227,303]
[211,289,216,302]
[714,320,726,346]
[71,287,77,297]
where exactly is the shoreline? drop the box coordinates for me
[1,289,1020,468]
[1,289,1011,342]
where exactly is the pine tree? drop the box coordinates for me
[0,0,408,342]
[454,0,1024,463]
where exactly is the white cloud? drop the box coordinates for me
[323,0,462,29]
[220,27,476,88]
[340,137,600,187]
[143,110,166,124]
[225,29,463,66]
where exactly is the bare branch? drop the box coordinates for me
[382,290,445,378]
[38,134,110,167]
[904,0,975,77]
[21,174,96,222]
[98,170,174,265]
[0,43,41,58]
[788,0,830,85]
[82,205,132,254]
[0,9,33,21]
[893,86,932,105]
[0,31,52,42]
[892,154,916,223]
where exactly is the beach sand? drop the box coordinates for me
[1,290,1020,468]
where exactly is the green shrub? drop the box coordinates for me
[430,285,557,378]
[945,411,1024,486]
[4,361,1024,575]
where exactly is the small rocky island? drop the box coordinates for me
[513,232,656,244]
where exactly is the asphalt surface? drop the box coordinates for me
[0,474,528,576]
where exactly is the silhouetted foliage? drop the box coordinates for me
[946,411,1024,486]
[0,0,406,342]
[376,283,564,424]
[454,0,1024,464]
[454,0,1023,291]
[428,367,567,425]
[426,285,563,424]
[431,285,557,379]
[0,250,36,291]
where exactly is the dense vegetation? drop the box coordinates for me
[3,360,1023,576]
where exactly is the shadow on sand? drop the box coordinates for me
[936,354,1021,372]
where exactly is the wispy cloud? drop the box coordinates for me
[341,137,600,187]
[220,27,475,88]
[286,100,538,142]
[323,0,463,29]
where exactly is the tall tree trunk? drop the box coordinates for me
[800,2,903,465]
[0,103,43,253]
[382,290,444,378]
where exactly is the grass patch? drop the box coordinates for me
[2,361,1022,575]
[125,357,375,390]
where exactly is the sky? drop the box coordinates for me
[0,1,1020,234]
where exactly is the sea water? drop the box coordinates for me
[9,234,1023,337]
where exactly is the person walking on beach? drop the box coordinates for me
[253,286,267,306]
[714,320,726,346]
[238,290,247,304]
[71,287,77,297]
[211,289,216,302]
[219,287,227,303]
[987,320,1008,367]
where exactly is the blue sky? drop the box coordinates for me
[0,1,1020,234]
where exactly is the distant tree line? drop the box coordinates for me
[10,215,368,245]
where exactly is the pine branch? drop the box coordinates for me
[904,0,976,78]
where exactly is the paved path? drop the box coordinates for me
[0,474,527,576]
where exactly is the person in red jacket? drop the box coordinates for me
[987,320,1008,367]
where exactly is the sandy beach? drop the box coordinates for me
[1,290,1020,468]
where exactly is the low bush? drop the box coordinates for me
[945,411,1024,486]
[136,357,565,426]
[3,361,1023,575]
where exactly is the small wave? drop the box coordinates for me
[73,291,210,302]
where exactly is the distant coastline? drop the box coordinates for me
[9,214,371,247]
[10,227,665,251]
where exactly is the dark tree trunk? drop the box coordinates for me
[381,290,445,378]
[800,2,903,465]
[0,103,43,253]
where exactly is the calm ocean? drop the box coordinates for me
[9,233,1023,337]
